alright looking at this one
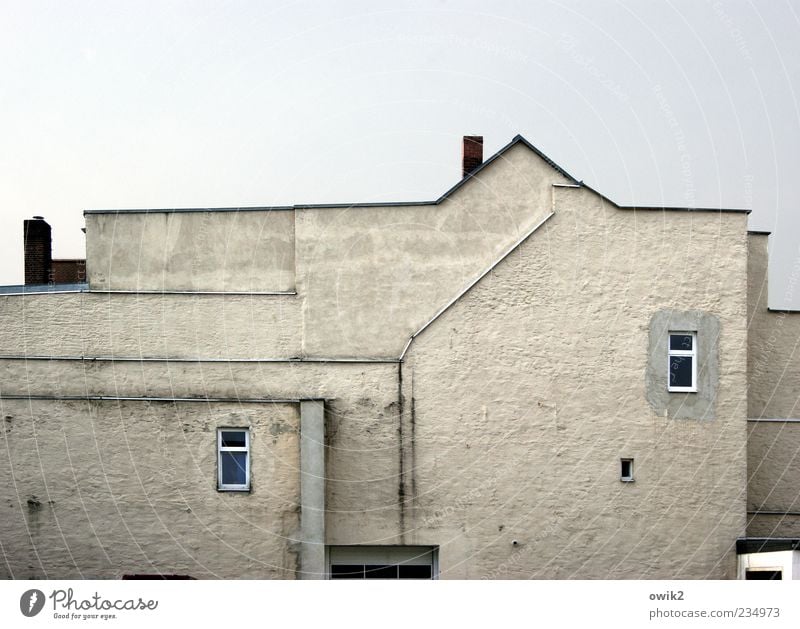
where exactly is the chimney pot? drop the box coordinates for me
[462,135,483,178]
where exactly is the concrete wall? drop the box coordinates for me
[296,143,570,357]
[0,399,300,579]
[0,293,300,358]
[747,422,800,537]
[84,142,569,357]
[401,186,748,578]
[746,234,800,537]
[0,355,406,577]
[747,235,800,419]
[86,210,296,292]
[0,139,760,578]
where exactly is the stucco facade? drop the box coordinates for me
[746,234,800,541]
[1,135,798,579]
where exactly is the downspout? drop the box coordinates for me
[299,399,326,579]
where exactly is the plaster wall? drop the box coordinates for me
[747,422,800,537]
[0,357,407,575]
[86,210,296,292]
[746,235,800,419]
[745,235,800,537]
[0,293,300,358]
[0,142,761,579]
[296,143,570,357]
[82,142,570,358]
[0,399,299,579]
[401,186,749,578]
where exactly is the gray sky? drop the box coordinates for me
[2,0,799,307]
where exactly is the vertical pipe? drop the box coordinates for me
[299,399,325,579]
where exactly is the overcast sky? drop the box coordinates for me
[2,0,799,306]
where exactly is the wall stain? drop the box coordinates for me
[269,421,295,437]
[410,369,417,513]
[397,361,406,541]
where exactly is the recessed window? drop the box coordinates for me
[620,458,634,482]
[327,546,437,580]
[329,564,433,580]
[668,331,697,392]
[217,428,250,491]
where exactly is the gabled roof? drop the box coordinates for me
[83,134,750,215]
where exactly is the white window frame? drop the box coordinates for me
[620,458,634,482]
[667,331,697,393]
[326,546,438,580]
[217,428,250,491]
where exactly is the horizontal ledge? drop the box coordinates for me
[0,395,307,403]
[737,537,800,554]
[748,511,800,516]
[767,308,800,313]
[0,355,400,363]
[83,203,753,215]
[0,289,297,296]
[619,205,751,214]
[92,290,297,296]
[747,418,800,423]
[84,202,441,214]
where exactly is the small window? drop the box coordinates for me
[217,429,250,491]
[328,546,437,580]
[620,458,634,482]
[330,562,433,580]
[668,331,697,392]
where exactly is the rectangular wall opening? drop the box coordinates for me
[327,546,438,580]
[620,458,634,482]
[745,569,782,580]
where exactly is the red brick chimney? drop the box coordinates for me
[462,135,483,178]
[24,216,52,285]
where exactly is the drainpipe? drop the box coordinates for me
[299,400,326,578]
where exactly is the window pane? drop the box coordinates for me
[669,334,693,351]
[364,565,398,579]
[221,431,247,448]
[330,565,365,579]
[221,451,247,486]
[669,356,693,388]
[399,564,432,579]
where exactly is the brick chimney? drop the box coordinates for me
[24,216,52,285]
[462,135,483,178]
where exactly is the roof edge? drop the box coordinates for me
[84,135,580,216]
[620,205,751,214]
[82,136,752,217]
